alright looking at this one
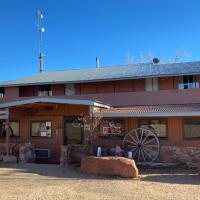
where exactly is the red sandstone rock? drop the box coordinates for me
[81,156,138,178]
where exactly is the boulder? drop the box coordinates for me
[81,156,138,178]
[3,155,17,163]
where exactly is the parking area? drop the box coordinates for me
[0,163,199,200]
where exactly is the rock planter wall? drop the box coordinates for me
[160,145,200,163]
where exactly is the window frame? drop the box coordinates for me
[179,75,198,90]
[0,87,5,98]
[0,120,20,137]
[138,118,168,138]
[182,118,200,140]
[38,85,52,96]
[30,120,53,138]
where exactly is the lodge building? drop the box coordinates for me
[0,61,200,163]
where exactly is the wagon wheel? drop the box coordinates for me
[122,128,160,163]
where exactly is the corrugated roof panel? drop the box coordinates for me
[1,61,200,86]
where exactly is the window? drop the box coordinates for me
[183,119,200,139]
[31,121,52,137]
[0,87,5,98]
[100,119,125,136]
[0,121,20,137]
[179,75,199,89]
[139,119,167,138]
[145,78,159,91]
[38,85,52,96]
[65,84,76,95]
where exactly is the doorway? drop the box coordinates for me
[64,116,83,145]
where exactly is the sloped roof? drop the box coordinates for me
[0,97,110,109]
[1,61,200,87]
[98,104,200,117]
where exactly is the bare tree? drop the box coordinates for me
[174,50,189,63]
[125,52,134,64]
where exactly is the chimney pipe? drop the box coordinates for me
[96,57,100,68]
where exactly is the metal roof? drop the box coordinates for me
[0,97,110,109]
[96,104,200,117]
[1,61,200,87]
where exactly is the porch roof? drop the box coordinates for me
[96,104,200,117]
[0,97,110,109]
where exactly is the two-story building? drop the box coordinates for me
[0,61,200,163]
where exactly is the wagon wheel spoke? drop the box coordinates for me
[123,140,137,146]
[128,134,138,145]
[142,148,154,160]
[134,130,140,143]
[141,149,146,162]
[143,137,156,145]
[123,128,160,163]
[140,129,144,143]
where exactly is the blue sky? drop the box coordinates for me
[0,0,200,81]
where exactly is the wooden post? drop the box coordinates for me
[5,108,10,156]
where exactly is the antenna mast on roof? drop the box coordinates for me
[37,10,45,73]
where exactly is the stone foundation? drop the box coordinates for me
[160,145,200,163]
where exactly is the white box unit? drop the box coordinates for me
[35,149,51,159]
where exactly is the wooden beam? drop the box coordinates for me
[5,108,10,155]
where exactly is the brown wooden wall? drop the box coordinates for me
[3,75,200,104]
[0,104,89,162]
[1,107,200,162]
[94,117,200,148]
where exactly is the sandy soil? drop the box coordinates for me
[0,163,199,200]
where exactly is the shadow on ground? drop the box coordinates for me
[0,163,199,185]
[141,168,200,185]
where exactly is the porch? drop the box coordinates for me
[0,97,109,163]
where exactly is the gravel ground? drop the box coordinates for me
[0,163,199,200]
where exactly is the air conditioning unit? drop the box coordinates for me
[35,149,51,159]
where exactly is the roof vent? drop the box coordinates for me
[152,58,160,64]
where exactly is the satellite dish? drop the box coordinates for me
[153,58,160,64]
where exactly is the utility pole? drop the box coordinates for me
[37,10,45,73]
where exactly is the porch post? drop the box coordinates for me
[89,106,94,145]
[5,108,10,155]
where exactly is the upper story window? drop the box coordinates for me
[38,85,52,96]
[65,84,76,95]
[0,87,5,98]
[179,75,199,89]
[145,78,159,91]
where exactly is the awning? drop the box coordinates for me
[96,104,200,117]
[0,97,110,109]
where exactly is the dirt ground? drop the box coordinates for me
[0,163,199,200]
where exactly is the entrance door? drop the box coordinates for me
[64,116,83,145]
